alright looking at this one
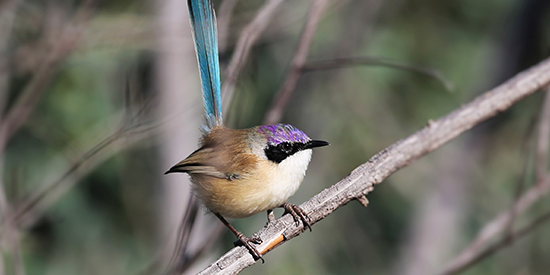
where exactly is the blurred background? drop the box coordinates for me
[1,0,550,274]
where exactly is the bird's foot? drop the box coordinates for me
[282,202,312,231]
[233,233,264,263]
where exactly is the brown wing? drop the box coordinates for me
[166,147,227,178]
[165,127,259,180]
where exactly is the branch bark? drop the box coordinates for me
[220,0,284,115]
[0,0,92,156]
[439,88,550,275]
[263,0,332,125]
[536,89,550,182]
[440,202,550,275]
[198,57,550,275]
[217,0,239,54]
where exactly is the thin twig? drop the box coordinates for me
[168,195,199,273]
[0,102,160,237]
[302,56,454,92]
[0,0,21,218]
[0,0,94,156]
[10,229,25,275]
[221,0,285,115]
[503,89,550,238]
[198,57,550,275]
[0,3,92,274]
[536,89,550,183]
[264,0,332,125]
[440,160,550,273]
[4,116,157,231]
[172,224,224,275]
[217,0,239,54]
[0,0,22,116]
[441,89,550,275]
[440,205,550,275]
[8,129,123,228]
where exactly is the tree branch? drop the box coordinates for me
[0,0,93,155]
[439,88,550,275]
[198,57,550,275]
[263,0,332,125]
[302,56,454,92]
[536,89,550,183]
[221,0,285,115]
[217,0,239,54]
[440,204,550,275]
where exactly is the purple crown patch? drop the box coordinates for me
[258,124,311,145]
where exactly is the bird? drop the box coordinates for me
[165,0,328,261]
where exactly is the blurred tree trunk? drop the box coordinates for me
[394,141,474,274]
[154,0,210,271]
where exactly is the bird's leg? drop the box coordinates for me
[281,202,312,232]
[214,213,264,262]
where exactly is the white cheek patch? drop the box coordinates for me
[279,149,313,179]
[269,149,313,205]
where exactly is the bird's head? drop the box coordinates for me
[255,124,329,164]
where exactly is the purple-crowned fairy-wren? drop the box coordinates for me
[165,0,328,261]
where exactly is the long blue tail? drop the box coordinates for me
[187,0,223,130]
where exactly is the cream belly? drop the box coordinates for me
[192,149,313,218]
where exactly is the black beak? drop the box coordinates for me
[164,164,188,174]
[164,167,179,174]
[305,140,329,149]
[164,167,177,174]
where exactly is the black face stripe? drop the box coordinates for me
[264,142,307,163]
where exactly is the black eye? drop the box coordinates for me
[265,142,301,163]
[280,143,292,153]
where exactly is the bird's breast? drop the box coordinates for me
[262,149,313,207]
[191,149,313,218]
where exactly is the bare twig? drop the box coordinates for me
[536,89,550,183]
[170,223,224,275]
[221,0,285,114]
[168,195,199,273]
[217,0,239,54]
[263,0,332,125]
[198,57,550,275]
[0,0,94,155]
[302,56,454,91]
[440,206,550,275]
[0,3,92,274]
[440,89,550,275]
[8,129,123,228]
[0,0,21,116]
[0,0,20,212]
[441,175,550,275]
[9,229,24,275]
[504,89,549,237]
[0,111,158,235]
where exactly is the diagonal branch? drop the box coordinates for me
[198,57,550,275]
[440,203,550,275]
[0,0,94,155]
[536,89,550,183]
[217,0,239,54]
[302,56,454,92]
[439,88,550,275]
[263,0,332,125]
[221,0,285,115]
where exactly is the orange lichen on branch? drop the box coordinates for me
[259,234,284,255]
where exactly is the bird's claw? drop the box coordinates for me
[282,202,312,231]
[234,233,264,263]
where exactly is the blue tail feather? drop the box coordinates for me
[187,0,223,130]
